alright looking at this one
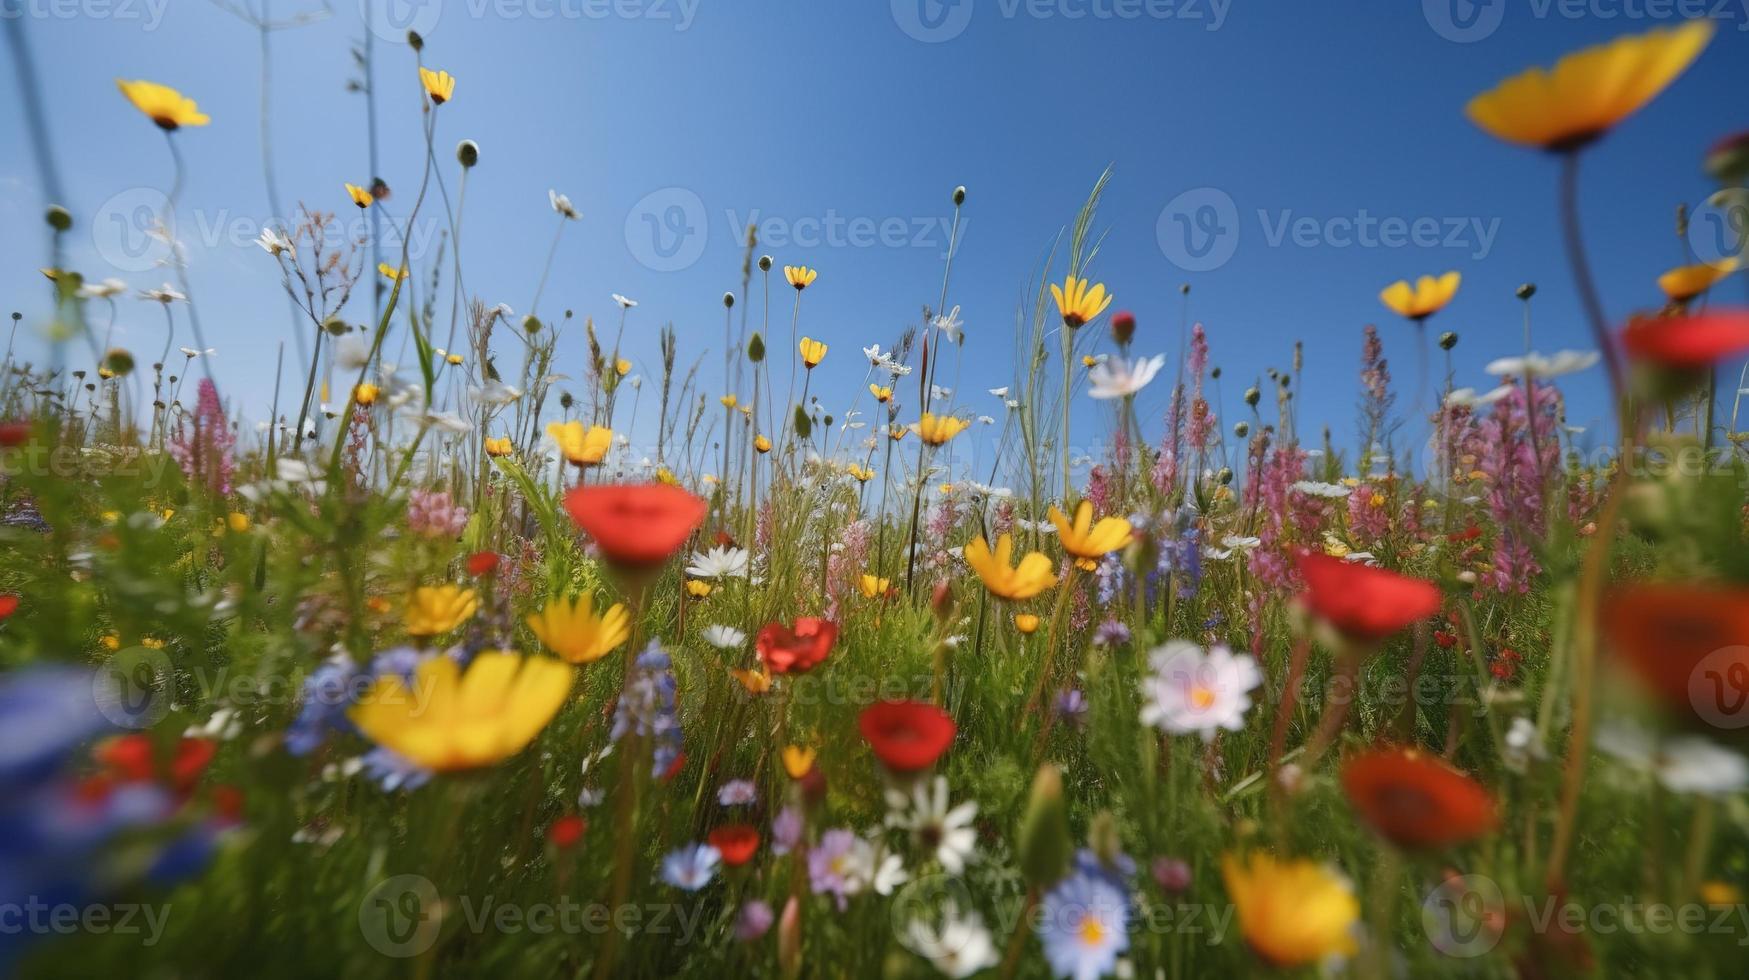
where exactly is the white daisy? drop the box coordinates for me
[1138,640,1263,741]
[1484,349,1599,379]
[1088,354,1168,400]
[885,776,979,874]
[612,293,638,309]
[686,545,750,580]
[904,903,1000,979]
[549,189,579,220]
[701,625,747,650]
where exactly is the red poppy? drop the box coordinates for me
[547,814,586,849]
[1298,553,1442,644]
[707,823,761,866]
[0,421,28,448]
[1621,310,1749,370]
[756,618,839,675]
[466,551,500,576]
[1603,583,1749,724]
[562,483,706,567]
[94,734,155,782]
[0,594,18,621]
[1341,747,1497,849]
[171,738,216,794]
[211,784,245,824]
[858,700,957,772]
[1447,525,1482,544]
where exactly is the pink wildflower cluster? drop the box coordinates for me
[169,379,236,496]
[1479,381,1562,594]
[407,489,469,539]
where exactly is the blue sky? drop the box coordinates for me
[3,0,1746,474]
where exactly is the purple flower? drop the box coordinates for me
[407,489,469,539]
[612,642,683,777]
[1151,856,1192,893]
[808,829,859,910]
[717,778,757,807]
[1092,619,1131,649]
[168,379,236,496]
[734,900,774,942]
[1054,689,1089,727]
[1037,870,1130,980]
[771,805,804,856]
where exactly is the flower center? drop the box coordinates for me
[1190,685,1216,711]
[1077,914,1106,946]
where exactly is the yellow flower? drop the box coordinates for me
[784,265,818,290]
[847,464,874,482]
[1465,20,1714,151]
[1659,257,1740,303]
[782,745,817,779]
[525,594,630,665]
[101,635,121,651]
[731,665,772,695]
[404,584,478,637]
[226,512,250,533]
[1222,852,1358,968]
[888,424,908,442]
[354,383,380,406]
[546,421,611,466]
[799,337,828,368]
[615,358,631,377]
[484,436,514,457]
[141,637,165,650]
[938,483,955,495]
[656,467,678,485]
[1050,275,1113,328]
[686,580,713,598]
[720,394,739,409]
[1322,536,1351,558]
[963,534,1056,601]
[445,352,464,366]
[1379,272,1460,321]
[345,182,374,209]
[419,67,456,105]
[754,434,773,454]
[1081,355,1099,368]
[911,413,970,446]
[859,574,890,599]
[1700,881,1743,906]
[379,263,408,282]
[116,79,209,130]
[1048,500,1133,561]
[350,652,572,771]
[869,384,892,402]
[1014,613,1040,634]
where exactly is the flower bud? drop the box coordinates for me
[1088,810,1122,868]
[1439,331,1458,351]
[456,140,479,168]
[777,897,802,979]
[1234,421,1249,438]
[1217,466,1233,485]
[407,30,424,50]
[953,185,967,206]
[747,333,766,362]
[931,580,955,623]
[792,405,811,439]
[723,291,735,309]
[1018,764,1070,889]
[45,206,72,232]
[523,315,542,334]
[1515,283,1536,301]
[1244,386,1260,407]
[1705,130,1749,184]
[1110,310,1136,346]
[759,254,773,271]
[1152,856,1192,894]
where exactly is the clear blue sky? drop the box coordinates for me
[3,1,1746,471]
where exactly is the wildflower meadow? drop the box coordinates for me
[5,6,1749,978]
